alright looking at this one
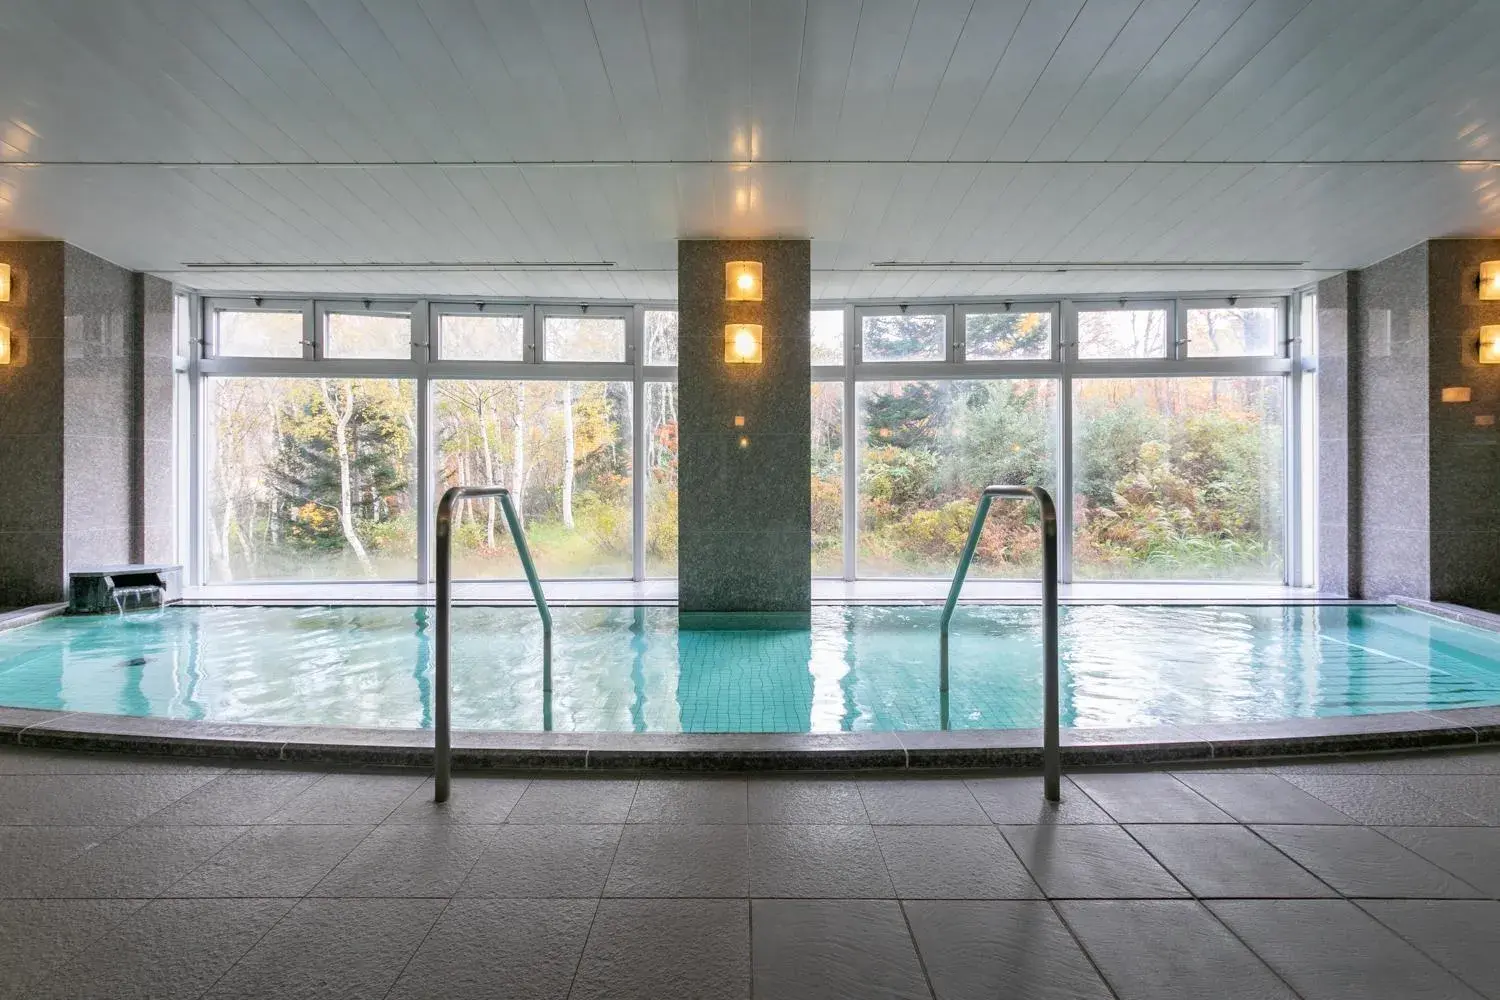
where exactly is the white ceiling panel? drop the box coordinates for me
[0,0,1497,298]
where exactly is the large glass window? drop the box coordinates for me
[434,380,632,579]
[645,381,679,576]
[811,382,844,576]
[1072,377,1285,581]
[856,380,1057,577]
[204,377,418,581]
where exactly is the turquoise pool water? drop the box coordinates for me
[0,605,1498,733]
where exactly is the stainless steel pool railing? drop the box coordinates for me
[940,485,1061,802]
[434,486,552,804]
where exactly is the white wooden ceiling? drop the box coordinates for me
[1,0,1498,299]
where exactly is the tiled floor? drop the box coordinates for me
[3,746,1500,999]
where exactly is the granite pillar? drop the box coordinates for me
[677,240,811,625]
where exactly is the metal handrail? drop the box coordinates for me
[940,485,1060,802]
[434,485,552,803]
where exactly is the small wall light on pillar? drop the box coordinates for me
[0,263,10,302]
[1480,325,1500,364]
[725,323,763,364]
[725,260,762,301]
[1480,261,1500,301]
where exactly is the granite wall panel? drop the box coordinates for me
[0,242,66,604]
[677,240,811,617]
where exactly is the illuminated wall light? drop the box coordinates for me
[1442,386,1473,403]
[0,263,9,302]
[724,323,763,364]
[725,261,762,301]
[1480,260,1500,300]
[0,324,10,365]
[1481,325,1500,364]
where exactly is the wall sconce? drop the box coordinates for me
[1480,261,1500,301]
[1481,325,1500,364]
[724,323,763,364]
[0,263,9,302]
[725,261,762,301]
[0,324,10,365]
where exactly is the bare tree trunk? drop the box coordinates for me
[478,395,497,547]
[511,383,527,527]
[318,379,374,574]
[562,381,575,529]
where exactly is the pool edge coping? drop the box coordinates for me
[3,705,1499,771]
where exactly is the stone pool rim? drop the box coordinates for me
[4,704,1500,771]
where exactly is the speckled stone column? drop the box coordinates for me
[677,240,811,626]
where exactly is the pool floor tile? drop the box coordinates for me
[384,898,597,1000]
[1209,899,1487,1000]
[746,779,868,824]
[459,824,623,898]
[202,897,446,1000]
[1125,825,1335,898]
[874,825,1042,899]
[1170,773,1357,824]
[857,779,989,825]
[1377,826,1500,896]
[167,825,375,898]
[1069,772,1233,823]
[905,900,1113,999]
[1357,900,1500,1000]
[628,779,748,824]
[569,898,750,1000]
[604,824,749,898]
[750,899,929,1000]
[965,776,1114,824]
[747,824,893,898]
[1252,825,1486,898]
[1058,900,1296,1000]
[32,897,294,1000]
[999,824,1189,899]
[505,778,638,824]
[309,823,498,897]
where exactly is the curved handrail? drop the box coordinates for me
[434,485,552,803]
[940,485,1060,802]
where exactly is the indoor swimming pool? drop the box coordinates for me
[2,604,1500,734]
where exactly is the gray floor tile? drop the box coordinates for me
[1380,826,1500,896]
[747,824,893,898]
[203,897,445,1000]
[1058,900,1296,1000]
[139,773,325,825]
[751,899,929,1000]
[999,824,1188,899]
[1253,825,1485,898]
[875,825,1042,899]
[1172,773,1357,824]
[167,825,373,897]
[1359,900,1500,1000]
[0,899,143,999]
[1210,899,1485,1000]
[604,824,749,897]
[628,778,748,823]
[384,776,528,824]
[966,776,1114,824]
[1126,825,1335,898]
[310,823,497,897]
[906,900,1113,1000]
[505,778,638,824]
[259,772,425,825]
[36,825,248,898]
[0,826,120,896]
[859,779,989,825]
[459,824,622,898]
[35,898,294,1000]
[1071,772,1233,823]
[0,773,220,825]
[1402,775,1500,825]
[747,779,868,824]
[1278,774,1482,825]
[570,898,749,1000]
[385,897,596,1000]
